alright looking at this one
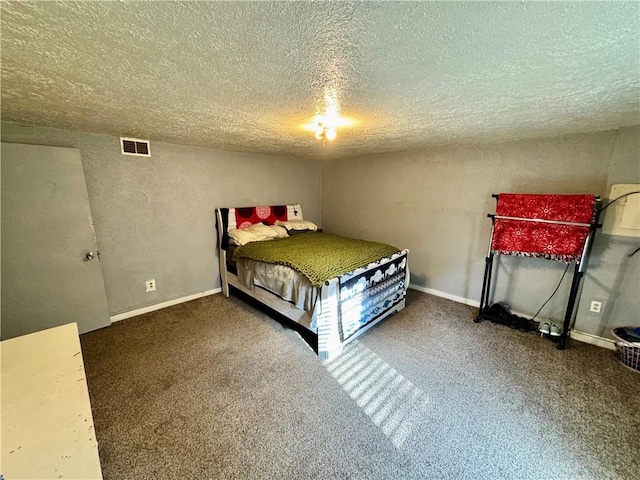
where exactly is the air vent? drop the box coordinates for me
[120,137,151,157]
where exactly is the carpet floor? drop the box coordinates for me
[80,290,639,480]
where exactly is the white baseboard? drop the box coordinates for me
[408,284,480,308]
[408,284,616,351]
[111,285,617,350]
[570,329,616,350]
[110,288,222,323]
[409,284,532,320]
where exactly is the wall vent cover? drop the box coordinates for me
[120,137,151,157]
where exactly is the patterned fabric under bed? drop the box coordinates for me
[337,252,408,341]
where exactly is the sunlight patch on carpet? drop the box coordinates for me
[324,341,431,449]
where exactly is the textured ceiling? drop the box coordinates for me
[1,1,639,160]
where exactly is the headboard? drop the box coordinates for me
[216,204,304,250]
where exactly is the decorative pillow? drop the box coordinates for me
[275,220,318,232]
[234,205,288,229]
[228,223,281,246]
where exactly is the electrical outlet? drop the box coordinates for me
[145,279,156,292]
[590,301,602,313]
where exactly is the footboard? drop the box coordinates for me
[317,250,409,360]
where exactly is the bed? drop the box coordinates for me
[215,204,409,360]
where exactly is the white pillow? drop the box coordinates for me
[275,219,318,232]
[228,223,280,246]
[268,225,289,238]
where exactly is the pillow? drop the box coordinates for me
[228,223,280,246]
[275,220,318,232]
[268,225,289,238]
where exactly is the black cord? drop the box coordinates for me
[629,246,640,257]
[600,191,640,211]
[530,263,571,322]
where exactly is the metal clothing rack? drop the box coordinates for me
[474,194,602,349]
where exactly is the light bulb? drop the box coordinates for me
[325,127,336,141]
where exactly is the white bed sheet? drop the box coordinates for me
[235,257,320,328]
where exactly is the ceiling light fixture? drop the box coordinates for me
[315,123,337,142]
[302,92,355,143]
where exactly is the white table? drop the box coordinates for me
[1,323,103,479]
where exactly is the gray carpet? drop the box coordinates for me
[80,290,640,480]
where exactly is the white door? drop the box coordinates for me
[1,142,110,339]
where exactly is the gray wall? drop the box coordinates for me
[3,120,636,339]
[1,122,322,317]
[579,127,640,337]
[322,126,640,338]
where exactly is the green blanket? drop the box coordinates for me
[233,232,400,287]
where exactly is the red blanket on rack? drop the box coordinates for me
[491,194,596,262]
